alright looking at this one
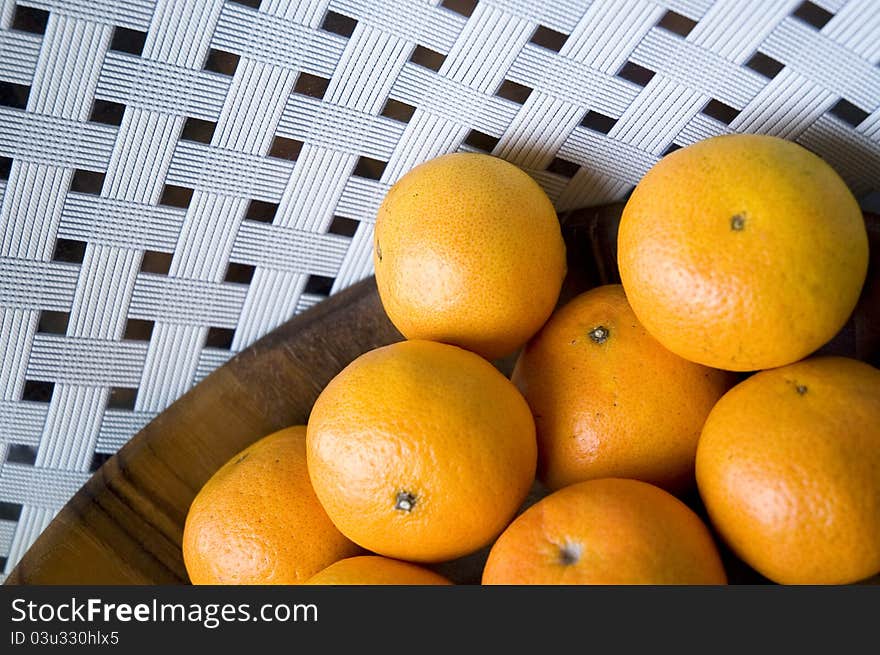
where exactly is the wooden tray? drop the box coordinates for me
[6,205,879,585]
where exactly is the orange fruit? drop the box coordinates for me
[182,426,359,584]
[696,356,880,584]
[512,284,733,492]
[305,556,452,585]
[306,339,537,562]
[617,134,868,371]
[373,152,567,360]
[481,478,727,585]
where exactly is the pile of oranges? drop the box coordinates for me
[183,134,879,586]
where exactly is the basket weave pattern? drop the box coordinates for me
[1,0,879,578]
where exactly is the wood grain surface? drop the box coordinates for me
[6,278,402,584]
[6,206,878,585]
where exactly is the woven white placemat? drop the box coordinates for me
[1,0,879,579]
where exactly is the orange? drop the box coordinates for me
[617,134,868,371]
[512,284,733,492]
[481,478,727,585]
[182,426,360,584]
[696,356,880,584]
[306,339,537,562]
[373,152,567,360]
[305,556,452,585]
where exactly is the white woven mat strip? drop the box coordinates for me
[1,0,879,578]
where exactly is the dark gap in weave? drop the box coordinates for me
[6,444,37,466]
[12,5,49,35]
[304,274,335,296]
[701,99,740,125]
[828,99,869,127]
[204,49,240,76]
[547,157,580,178]
[107,387,138,411]
[294,72,331,100]
[0,81,30,109]
[792,1,834,29]
[244,199,278,223]
[320,10,357,38]
[581,110,616,134]
[123,318,155,342]
[37,310,69,335]
[89,99,126,126]
[109,26,147,56]
[380,98,416,124]
[744,52,785,79]
[52,238,87,264]
[441,0,478,17]
[159,184,194,208]
[22,380,54,403]
[89,452,112,473]
[657,10,698,37]
[268,135,303,161]
[70,169,105,195]
[228,0,261,7]
[353,156,387,180]
[0,156,11,180]
[139,250,173,275]
[224,262,257,285]
[616,61,655,87]
[181,117,216,144]
[662,143,683,156]
[530,25,568,53]
[327,216,360,238]
[409,45,446,72]
[464,129,499,152]
[205,327,235,350]
[0,501,23,521]
[495,79,532,105]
